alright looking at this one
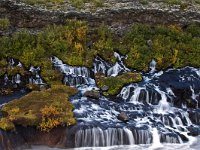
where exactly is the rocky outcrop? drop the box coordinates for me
[117,112,129,122]
[0,126,76,150]
[84,90,100,99]
[1,0,200,35]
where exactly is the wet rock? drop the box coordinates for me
[101,85,109,92]
[189,110,200,125]
[0,126,75,150]
[84,90,100,99]
[147,40,153,47]
[117,112,129,122]
[187,126,200,136]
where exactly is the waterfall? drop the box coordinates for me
[93,52,130,77]
[51,56,95,87]
[155,87,170,114]
[75,127,152,147]
[29,66,44,85]
[149,59,156,73]
[13,74,21,84]
[150,128,163,149]
[49,54,200,148]
[93,56,111,75]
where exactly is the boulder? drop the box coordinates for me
[187,126,200,136]
[101,85,109,92]
[117,112,129,122]
[84,90,100,99]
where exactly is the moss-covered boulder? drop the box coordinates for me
[95,72,142,96]
[0,85,77,132]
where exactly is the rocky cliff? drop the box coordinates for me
[1,0,200,34]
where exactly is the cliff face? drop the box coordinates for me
[0,0,200,34]
[0,126,75,150]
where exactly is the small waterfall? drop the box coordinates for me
[155,87,170,114]
[149,59,156,73]
[13,74,21,84]
[29,66,44,85]
[150,128,163,149]
[93,52,130,77]
[1,60,45,87]
[107,52,130,77]
[93,56,111,75]
[3,74,9,85]
[75,127,152,147]
[52,56,95,87]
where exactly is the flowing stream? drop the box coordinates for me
[50,52,200,148]
[1,53,200,149]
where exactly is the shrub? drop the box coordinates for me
[0,18,10,30]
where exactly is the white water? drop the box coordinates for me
[150,128,163,149]
[25,136,200,150]
[22,54,200,149]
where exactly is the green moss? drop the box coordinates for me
[95,72,142,96]
[0,18,10,30]
[0,85,77,131]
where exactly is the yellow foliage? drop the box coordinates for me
[10,107,20,114]
[169,24,182,32]
[66,30,74,47]
[0,118,15,131]
[172,49,179,64]
[39,117,61,132]
[40,105,61,117]
[39,105,64,132]
[76,26,87,42]
[74,42,84,54]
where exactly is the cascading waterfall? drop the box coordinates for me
[149,59,157,73]
[51,54,200,148]
[150,128,163,149]
[29,66,45,85]
[1,59,45,87]
[93,52,130,77]
[51,56,95,87]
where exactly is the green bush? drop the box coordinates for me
[0,18,10,30]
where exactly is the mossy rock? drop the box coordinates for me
[95,72,142,96]
[0,85,77,131]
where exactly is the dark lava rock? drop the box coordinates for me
[0,126,76,150]
[187,126,200,136]
[189,110,200,125]
[117,112,129,122]
[84,90,100,99]
[101,85,109,92]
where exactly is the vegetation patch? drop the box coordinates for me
[0,18,10,30]
[0,85,77,132]
[1,20,199,74]
[95,72,142,96]
[122,23,200,71]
